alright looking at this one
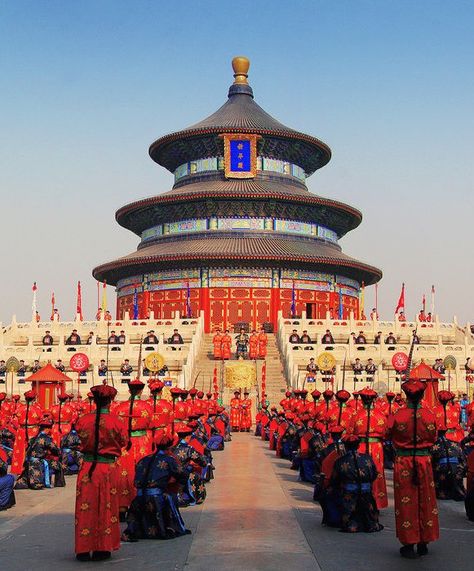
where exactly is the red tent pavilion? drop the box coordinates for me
[25,363,73,410]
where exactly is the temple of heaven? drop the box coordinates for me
[93,57,382,333]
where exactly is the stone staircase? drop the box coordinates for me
[191,334,288,411]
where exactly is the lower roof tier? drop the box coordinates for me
[93,232,382,286]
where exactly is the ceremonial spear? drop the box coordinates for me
[405,327,420,485]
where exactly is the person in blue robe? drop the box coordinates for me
[329,434,383,533]
[60,427,83,475]
[0,450,15,510]
[15,418,65,490]
[121,433,190,541]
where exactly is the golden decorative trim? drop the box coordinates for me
[221,133,259,179]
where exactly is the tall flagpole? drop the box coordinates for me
[431,285,435,317]
[32,282,37,321]
[76,281,83,321]
[375,282,378,316]
[101,280,107,313]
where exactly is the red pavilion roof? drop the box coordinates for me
[25,363,73,383]
[409,362,444,381]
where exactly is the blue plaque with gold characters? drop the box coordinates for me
[222,133,259,179]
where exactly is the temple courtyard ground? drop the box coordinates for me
[1,434,473,570]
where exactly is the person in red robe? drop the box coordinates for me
[279,391,292,411]
[192,391,208,419]
[258,328,268,359]
[435,391,464,442]
[240,391,252,431]
[51,393,76,446]
[212,329,223,360]
[10,391,43,475]
[248,331,259,360]
[391,379,439,559]
[148,381,173,440]
[268,410,280,449]
[115,380,153,516]
[221,330,232,360]
[74,384,127,561]
[326,390,355,434]
[230,391,241,431]
[353,388,388,509]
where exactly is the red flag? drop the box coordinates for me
[394,283,405,314]
[141,280,150,319]
[422,294,426,313]
[32,282,37,292]
[76,281,83,321]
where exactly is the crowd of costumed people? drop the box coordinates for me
[0,380,231,562]
[253,371,474,559]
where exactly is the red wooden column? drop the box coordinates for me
[270,288,281,330]
[201,288,211,332]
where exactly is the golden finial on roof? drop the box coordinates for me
[232,56,250,85]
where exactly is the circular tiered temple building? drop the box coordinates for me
[93,57,382,333]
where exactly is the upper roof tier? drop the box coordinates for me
[148,57,331,176]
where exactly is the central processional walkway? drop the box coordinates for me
[186,432,321,571]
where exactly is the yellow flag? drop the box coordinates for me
[101,282,107,312]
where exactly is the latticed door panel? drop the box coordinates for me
[227,301,240,329]
[210,300,225,331]
[256,300,270,329]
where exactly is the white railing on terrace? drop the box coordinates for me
[276,310,474,392]
[0,310,206,394]
[178,311,205,389]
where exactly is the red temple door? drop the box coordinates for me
[255,300,270,329]
[210,300,225,331]
[227,301,240,330]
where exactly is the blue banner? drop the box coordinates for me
[230,139,251,172]
[291,281,296,316]
[133,288,139,319]
[186,281,192,318]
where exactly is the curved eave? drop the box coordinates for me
[148,127,332,176]
[93,236,382,287]
[115,191,363,238]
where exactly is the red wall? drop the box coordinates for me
[117,287,359,333]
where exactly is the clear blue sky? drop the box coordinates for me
[1,1,473,323]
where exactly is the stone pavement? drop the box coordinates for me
[1,434,474,570]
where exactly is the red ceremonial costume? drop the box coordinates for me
[435,398,464,443]
[115,387,153,511]
[353,390,388,509]
[149,394,173,438]
[212,332,223,359]
[230,395,241,431]
[391,381,439,547]
[249,334,259,360]
[221,334,232,360]
[11,396,43,475]
[258,332,268,358]
[75,386,127,557]
[51,399,76,446]
[326,391,355,434]
[240,396,252,430]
